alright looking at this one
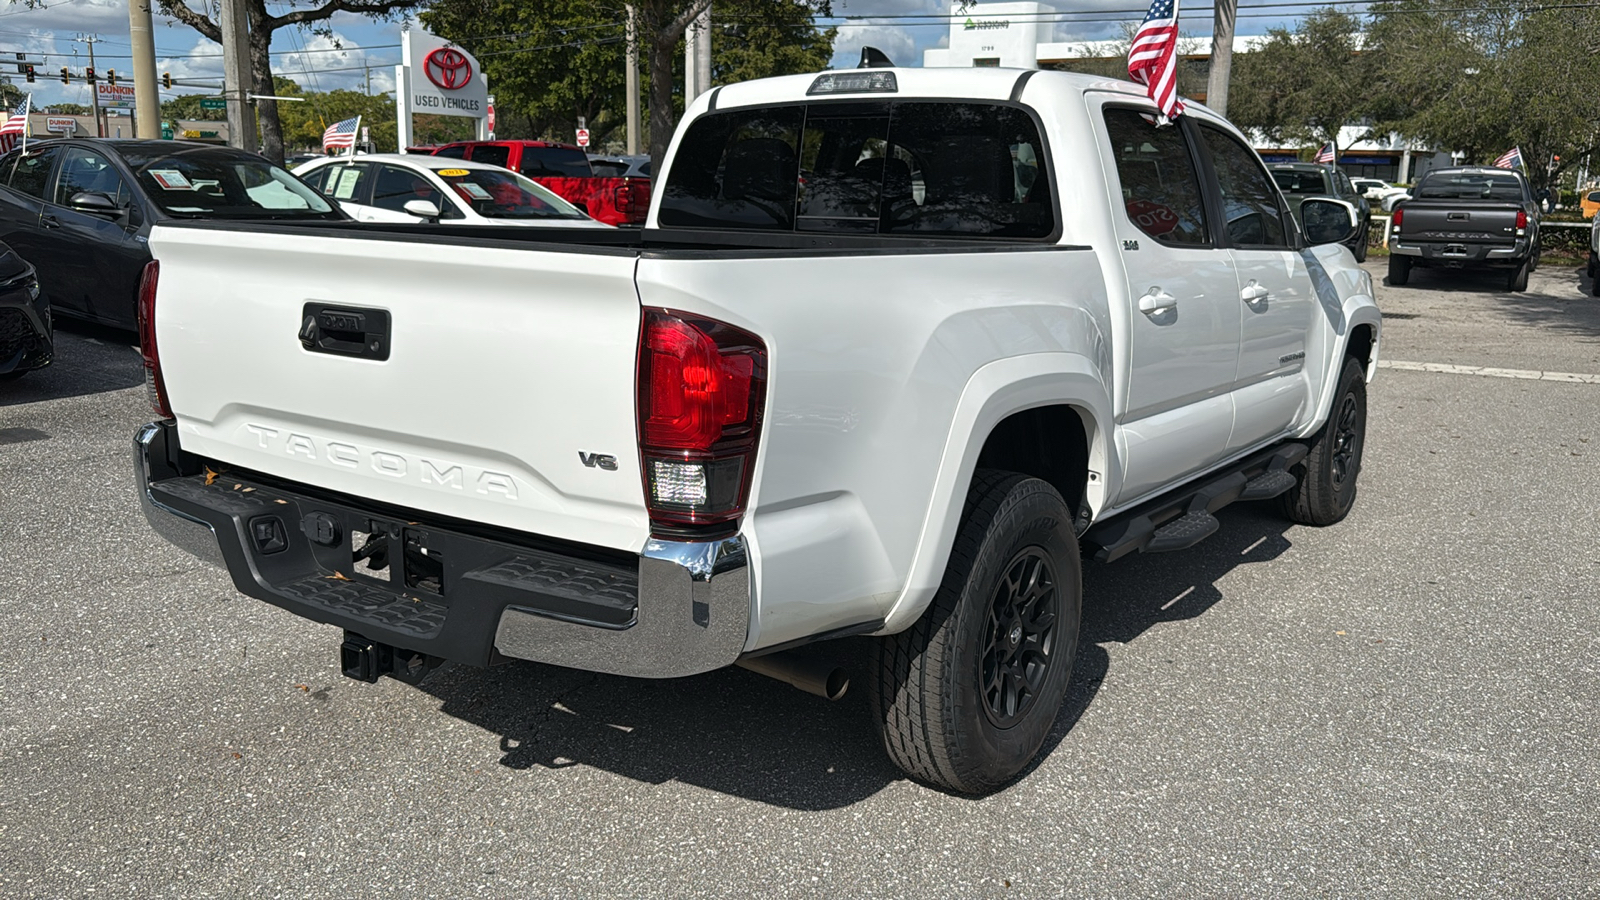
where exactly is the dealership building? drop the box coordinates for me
[922,1,1449,183]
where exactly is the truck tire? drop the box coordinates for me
[1280,357,1367,526]
[1507,259,1530,293]
[1387,254,1410,286]
[871,470,1081,794]
[1592,261,1600,297]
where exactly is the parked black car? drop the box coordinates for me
[0,240,50,379]
[1387,166,1541,292]
[0,139,345,331]
[1268,162,1373,262]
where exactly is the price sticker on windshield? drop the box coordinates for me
[437,168,470,177]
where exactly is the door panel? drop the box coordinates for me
[1193,124,1318,453]
[0,147,58,311]
[49,147,145,327]
[1095,103,1242,504]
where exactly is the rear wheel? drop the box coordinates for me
[1507,258,1530,293]
[1387,253,1411,286]
[1280,357,1367,526]
[871,470,1081,794]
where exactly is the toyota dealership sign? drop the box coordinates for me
[404,30,487,116]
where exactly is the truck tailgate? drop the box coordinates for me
[1399,203,1521,245]
[148,225,650,553]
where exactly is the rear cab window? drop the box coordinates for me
[658,100,1054,239]
[519,147,592,178]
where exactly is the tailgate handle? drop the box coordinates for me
[1447,212,1469,221]
[300,303,391,361]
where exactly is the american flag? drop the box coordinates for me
[1127,0,1184,121]
[322,116,360,152]
[1493,147,1522,170]
[1314,141,1336,164]
[0,94,32,153]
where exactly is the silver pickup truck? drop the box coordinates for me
[134,64,1380,793]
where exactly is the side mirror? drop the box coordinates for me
[1299,197,1360,247]
[402,199,440,222]
[69,191,121,217]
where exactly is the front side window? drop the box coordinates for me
[318,163,373,204]
[469,145,511,169]
[9,146,60,200]
[56,147,132,207]
[519,147,591,178]
[372,164,448,214]
[658,101,1054,239]
[1102,108,1209,247]
[1199,126,1289,247]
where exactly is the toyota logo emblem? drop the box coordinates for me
[424,47,473,91]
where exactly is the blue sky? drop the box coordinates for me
[0,0,1314,110]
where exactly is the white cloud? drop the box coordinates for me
[830,23,921,69]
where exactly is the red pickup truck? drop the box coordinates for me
[423,140,651,227]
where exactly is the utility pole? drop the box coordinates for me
[219,0,256,152]
[74,36,104,137]
[364,64,371,95]
[684,5,711,104]
[1206,0,1237,116]
[625,5,640,155]
[128,0,160,139]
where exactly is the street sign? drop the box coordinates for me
[199,98,226,111]
[486,96,495,134]
[576,127,590,148]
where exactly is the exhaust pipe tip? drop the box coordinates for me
[737,652,849,701]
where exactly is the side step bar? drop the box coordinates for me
[1084,443,1308,563]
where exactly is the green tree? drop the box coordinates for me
[44,103,90,115]
[1226,9,1375,155]
[1365,0,1600,191]
[270,78,400,151]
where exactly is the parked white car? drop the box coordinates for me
[293,154,610,228]
[1351,177,1409,207]
[138,65,1379,794]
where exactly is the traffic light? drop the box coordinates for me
[59,67,68,85]
[162,72,171,89]
[24,65,35,84]
[85,66,95,85]
[107,69,116,86]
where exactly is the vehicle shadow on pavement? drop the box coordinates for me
[1023,503,1296,774]
[0,319,142,408]
[1496,270,1600,341]
[416,504,1293,807]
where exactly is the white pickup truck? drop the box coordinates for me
[133,64,1380,793]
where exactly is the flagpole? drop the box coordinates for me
[350,116,361,157]
[20,93,30,153]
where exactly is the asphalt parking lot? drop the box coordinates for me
[2,258,1598,897]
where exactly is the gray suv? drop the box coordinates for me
[1269,162,1372,261]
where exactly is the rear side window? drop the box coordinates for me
[433,145,468,159]
[519,147,591,178]
[658,101,1054,239]
[470,145,511,169]
[1102,108,1208,247]
[9,147,60,200]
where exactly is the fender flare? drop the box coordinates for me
[1302,297,1382,438]
[878,352,1114,635]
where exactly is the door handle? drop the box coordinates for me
[40,214,60,229]
[1241,280,1270,304]
[1138,288,1178,314]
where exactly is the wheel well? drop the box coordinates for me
[974,406,1089,514]
[1347,324,1375,373]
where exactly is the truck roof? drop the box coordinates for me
[704,66,1173,112]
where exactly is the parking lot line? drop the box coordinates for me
[1379,359,1600,384]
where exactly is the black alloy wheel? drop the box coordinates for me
[980,547,1060,728]
[1328,392,1362,492]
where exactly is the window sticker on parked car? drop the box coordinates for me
[454,181,493,201]
[332,168,362,200]
[437,168,470,177]
[149,169,193,190]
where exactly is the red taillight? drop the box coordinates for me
[636,310,766,534]
[136,260,172,419]
[1391,208,1403,227]
[1516,210,1528,229]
